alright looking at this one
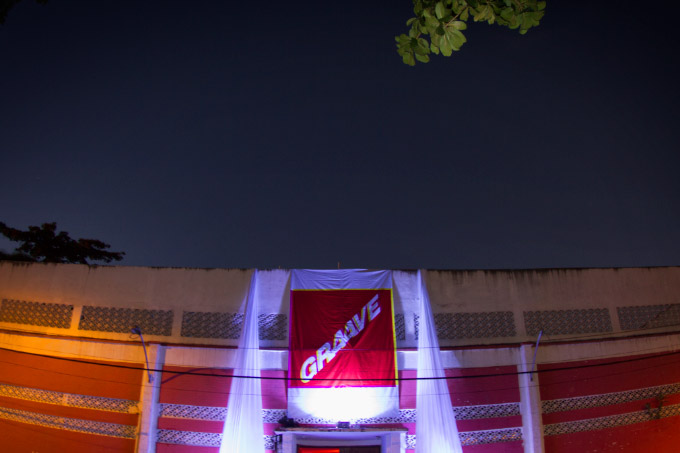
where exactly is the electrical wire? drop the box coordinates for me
[3,353,680,403]
[3,334,680,402]
[3,326,680,369]
[2,344,680,383]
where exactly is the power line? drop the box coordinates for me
[2,344,680,383]
[3,349,680,402]
[3,336,680,401]
[3,328,680,369]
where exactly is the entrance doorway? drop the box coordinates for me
[297,448,381,453]
[277,427,406,453]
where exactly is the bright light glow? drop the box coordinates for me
[288,386,399,422]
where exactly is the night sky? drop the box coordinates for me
[1,1,678,270]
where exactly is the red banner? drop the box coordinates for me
[288,289,397,388]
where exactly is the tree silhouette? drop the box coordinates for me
[0,221,124,264]
[0,0,48,24]
[396,0,545,65]
[1,1,546,66]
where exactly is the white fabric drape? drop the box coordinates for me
[291,268,392,290]
[416,270,463,453]
[220,271,265,453]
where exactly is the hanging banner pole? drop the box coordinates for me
[131,326,153,383]
[530,330,543,381]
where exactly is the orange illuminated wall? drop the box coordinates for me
[0,348,142,453]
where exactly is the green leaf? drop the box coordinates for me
[425,16,440,32]
[414,39,430,56]
[454,29,467,46]
[440,38,452,56]
[396,34,410,45]
[471,8,482,22]
[415,53,430,63]
[451,20,467,30]
[435,2,445,19]
[445,28,467,50]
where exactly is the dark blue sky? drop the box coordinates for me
[1,1,678,269]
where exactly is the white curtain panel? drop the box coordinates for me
[416,270,463,453]
[220,271,265,453]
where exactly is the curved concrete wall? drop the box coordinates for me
[2,262,679,347]
[2,261,680,453]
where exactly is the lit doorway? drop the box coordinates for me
[297,448,381,453]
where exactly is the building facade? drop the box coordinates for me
[1,262,679,452]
